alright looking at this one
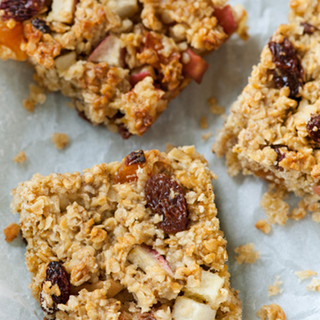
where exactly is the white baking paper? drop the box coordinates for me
[1,0,320,319]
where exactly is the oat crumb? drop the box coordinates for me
[23,84,46,113]
[4,223,20,242]
[13,151,27,163]
[165,143,175,153]
[256,304,286,320]
[200,116,208,129]
[306,278,320,291]
[312,210,320,222]
[51,133,69,150]
[255,219,271,234]
[207,97,225,115]
[234,243,260,265]
[260,185,289,226]
[268,276,283,297]
[202,131,213,141]
[295,270,317,282]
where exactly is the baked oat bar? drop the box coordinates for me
[0,0,246,138]
[11,146,242,319]
[214,0,320,199]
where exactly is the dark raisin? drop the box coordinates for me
[307,114,320,143]
[301,22,316,35]
[268,38,304,98]
[139,313,156,320]
[145,174,188,234]
[118,124,132,140]
[114,150,146,184]
[0,0,45,22]
[40,261,70,316]
[271,145,288,171]
[31,17,50,33]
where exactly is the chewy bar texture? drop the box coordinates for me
[215,0,320,198]
[0,0,246,138]
[11,146,242,320]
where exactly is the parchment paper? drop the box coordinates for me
[1,1,320,319]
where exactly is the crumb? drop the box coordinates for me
[23,84,46,113]
[312,210,320,222]
[51,133,69,150]
[256,304,286,320]
[13,151,27,163]
[260,185,289,226]
[202,131,213,141]
[289,207,307,221]
[4,222,20,242]
[255,220,271,234]
[200,116,208,129]
[234,243,260,265]
[207,97,225,115]
[165,143,175,153]
[268,276,283,297]
[295,270,317,282]
[306,278,320,291]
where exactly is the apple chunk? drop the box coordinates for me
[213,5,237,35]
[184,270,225,309]
[172,296,216,320]
[107,0,139,18]
[88,35,124,67]
[48,0,77,24]
[127,244,173,276]
[182,48,209,84]
[129,66,156,87]
[55,51,77,74]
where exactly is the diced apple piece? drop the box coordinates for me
[55,51,77,73]
[185,271,225,309]
[129,66,156,87]
[48,0,77,24]
[88,35,124,67]
[172,296,216,320]
[127,244,173,276]
[213,5,237,35]
[182,48,209,84]
[314,185,320,196]
[107,0,139,18]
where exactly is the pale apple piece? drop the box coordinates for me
[127,244,174,277]
[107,0,139,18]
[88,35,124,67]
[182,48,209,84]
[129,66,156,87]
[55,51,77,74]
[184,270,225,309]
[48,0,77,24]
[172,296,216,320]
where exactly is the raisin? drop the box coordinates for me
[40,261,70,316]
[118,124,132,140]
[268,38,304,98]
[0,0,45,22]
[307,114,320,143]
[301,22,316,35]
[114,150,146,184]
[271,145,288,171]
[31,17,50,33]
[145,174,188,234]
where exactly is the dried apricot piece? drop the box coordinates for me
[114,150,146,183]
[145,174,188,233]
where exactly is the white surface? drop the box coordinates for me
[1,0,320,319]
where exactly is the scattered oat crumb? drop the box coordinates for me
[200,116,208,129]
[66,101,75,109]
[312,210,320,222]
[13,150,27,163]
[289,207,307,221]
[234,243,260,265]
[23,84,46,113]
[165,143,175,153]
[268,276,283,297]
[295,270,317,282]
[260,184,289,226]
[256,304,286,320]
[255,219,271,234]
[207,97,225,115]
[202,131,213,141]
[51,133,69,150]
[4,223,20,243]
[306,278,320,291]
